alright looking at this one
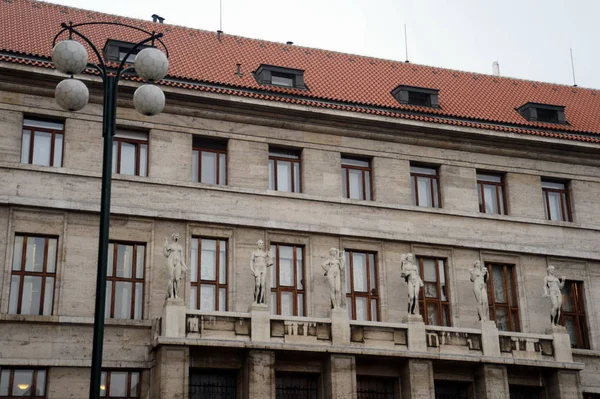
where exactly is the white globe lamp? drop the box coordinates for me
[134,48,169,82]
[133,84,165,116]
[52,40,89,75]
[55,78,89,111]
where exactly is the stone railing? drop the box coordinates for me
[424,325,482,355]
[270,315,332,345]
[185,310,251,341]
[498,331,555,362]
[349,320,408,350]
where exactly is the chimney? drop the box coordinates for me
[286,41,293,45]
[492,61,500,76]
[152,14,165,23]
[217,30,223,40]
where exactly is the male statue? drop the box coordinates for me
[164,233,187,300]
[250,239,273,304]
[400,253,424,315]
[322,248,345,309]
[469,260,489,322]
[543,265,566,325]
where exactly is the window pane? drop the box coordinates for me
[114,281,132,319]
[119,142,136,175]
[12,236,24,271]
[53,133,63,167]
[219,288,227,311]
[492,266,507,303]
[411,176,417,205]
[43,277,54,315]
[32,131,52,166]
[109,371,128,397]
[279,246,294,286]
[107,243,114,277]
[368,254,376,290]
[47,238,57,273]
[139,143,148,177]
[542,181,566,190]
[293,162,300,193]
[201,151,217,184]
[281,292,294,316]
[348,169,363,199]
[439,260,447,301]
[427,303,439,325]
[134,282,143,319]
[219,153,227,185]
[547,191,562,221]
[192,150,199,182]
[201,239,217,281]
[484,184,499,214]
[417,176,432,207]
[507,269,516,307]
[136,246,145,279]
[352,253,368,292]
[0,370,9,395]
[371,299,378,321]
[498,186,505,214]
[130,372,140,397]
[425,282,438,298]
[276,160,292,192]
[190,239,198,282]
[200,284,216,311]
[342,158,369,167]
[271,292,277,314]
[21,130,31,163]
[355,297,368,321]
[112,141,118,173]
[478,173,502,183]
[12,370,34,396]
[9,276,19,314]
[116,245,133,278]
[268,159,275,190]
[36,370,46,396]
[190,286,197,310]
[272,74,294,86]
[297,293,304,316]
[219,241,227,285]
[564,316,577,347]
[364,171,371,200]
[341,168,348,197]
[423,258,437,282]
[100,372,107,397]
[105,283,112,318]
[21,275,42,315]
[562,283,574,312]
[296,250,304,290]
[24,237,45,272]
[496,307,509,331]
[411,165,437,175]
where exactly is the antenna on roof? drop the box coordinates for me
[404,24,409,63]
[570,48,577,87]
[219,0,223,32]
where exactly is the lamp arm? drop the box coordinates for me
[54,23,107,78]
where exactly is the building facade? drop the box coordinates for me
[1,1,600,398]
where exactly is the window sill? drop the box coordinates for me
[572,348,599,356]
[0,313,152,328]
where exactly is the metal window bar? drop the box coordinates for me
[357,377,395,399]
[189,372,237,399]
[275,374,318,399]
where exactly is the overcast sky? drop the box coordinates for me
[47,0,600,89]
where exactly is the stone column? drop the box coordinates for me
[151,346,189,399]
[474,364,509,399]
[245,350,275,399]
[324,354,357,399]
[403,314,427,352]
[400,359,434,398]
[546,370,582,399]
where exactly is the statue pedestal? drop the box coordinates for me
[249,303,270,342]
[402,314,426,352]
[162,298,186,338]
[331,307,350,346]
[480,320,501,357]
[546,325,573,363]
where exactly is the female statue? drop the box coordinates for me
[164,233,187,299]
[400,253,424,315]
[322,248,345,309]
[469,260,489,322]
[543,265,566,325]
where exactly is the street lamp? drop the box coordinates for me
[51,22,169,399]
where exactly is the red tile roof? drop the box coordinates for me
[1,0,600,143]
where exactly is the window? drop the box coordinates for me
[345,250,379,321]
[434,381,469,399]
[189,370,237,399]
[112,130,148,177]
[190,238,227,311]
[269,148,301,193]
[0,368,47,397]
[21,118,64,167]
[391,85,440,108]
[270,244,305,316]
[100,370,140,398]
[192,137,227,185]
[341,157,372,200]
[104,40,150,63]
[105,242,145,320]
[477,173,507,215]
[8,235,57,316]
[357,376,395,399]
[561,280,589,349]
[542,180,571,222]
[509,385,542,399]
[411,165,440,208]
[517,102,566,124]
[276,373,318,399]
[417,257,450,326]
[486,263,520,332]
[584,394,600,399]
[254,64,307,90]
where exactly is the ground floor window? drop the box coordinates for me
[509,385,542,399]
[189,369,237,399]
[357,376,396,399]
[0,368,46,397]
[276,373,318,399]
[434,380,470,399]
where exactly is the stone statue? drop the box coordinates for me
[164,233,187,300]
[322,248,346,309]
[250,239,273,305]
[470,260,489,322]
[400,253,424,315]
[543,265,566,325]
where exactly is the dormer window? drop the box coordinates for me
[517,102,566,124]
[391,85,440,108]
[255,65,307,90]
[103,40,150,63]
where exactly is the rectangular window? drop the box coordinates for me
[477,173,507,215]
[341,157,372,200]
[8,235,57,316]
[508,385,542,399]
[357,376,395,399]
[417,257,450,326]
[0,368,47,397]
[21,118,64,167]
[271,73,295,87]
[345,250,379,321]
[112,130,148,177]
[105,242,145,320]
[189,370,237,399]
[100,370,140,398]
[269,148,301,193]
[276,373,318,399]
[271,244,305,316]
[486,263,520,332]
[190,238,227,312]
[434,381,469,399]
[410,165,440,208]
[192,137,227,185]
[561,280,589,349]
[542,180,571,222]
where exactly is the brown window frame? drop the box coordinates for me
[477,172,507,215]
[192,137,227,186]
[190,237,228,312]
[106,241,145,320]
[410,164,441,208]
[100,370,141,398]
[345,250,379,321]
[268,148,302,193]
[417,257,451,327]
[270,244,305,316]
[561,280,589,349]
[21,118,64,167]
[112,133,149,177]
[0,368,47,398]
[341,157,373,201]
[486,263,520,332]
[9,235,57,316]
[542,180,572,222]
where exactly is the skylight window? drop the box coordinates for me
[103,40,151,63]
[391,85,440,108]
[517,102,566,124]
[254,64,307,90]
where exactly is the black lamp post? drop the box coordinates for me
[51,22,169,399]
